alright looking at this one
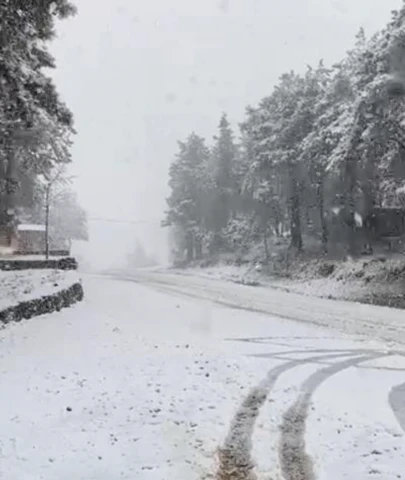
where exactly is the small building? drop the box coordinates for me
[17,223,46,254]
[0,227,18,256]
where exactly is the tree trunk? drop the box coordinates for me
[362,139,380,214]
[290,194,302,251]
[344,156,357,255]
[186,233,194,262]
[263,230,270,261]
[272,205,282,237]
[3,135,18,245]
[302,201,311,236]
[289,168,303,252]
[0,153,5,227]
[195,237,203,259]
[343,107,365,256]
[5,140,17,218]
[0,132,15,230]
[317,181,328,253]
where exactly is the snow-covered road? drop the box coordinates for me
[1,272,404,479]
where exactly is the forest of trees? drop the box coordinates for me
[164,5,405,263]
[0,1,86,247]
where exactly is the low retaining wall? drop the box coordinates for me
[0,282,84,324]
[0,257,78,271]
[14,250,71,257]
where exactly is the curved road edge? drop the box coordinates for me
[110,269,405,349]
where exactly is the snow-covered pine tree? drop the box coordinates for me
[0,1,75,235]
[164,2,405,263]
[239,104,288,250]
[245,71,322,252]
[164,133,211,261]
[296,61,333,250]
[205,113,240,252]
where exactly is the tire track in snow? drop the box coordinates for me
[279,353,387,480]
[216,350,370,480]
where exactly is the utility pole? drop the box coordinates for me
[45,183,51,259]
[43,164,67,260]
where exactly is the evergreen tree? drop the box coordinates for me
[164,133,211,261]
[210,113,238,231]
[0,1,76,236]
[127,239,156,268]
[164,3,405,263]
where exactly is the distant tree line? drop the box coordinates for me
[164,5,405,262]
[0,1,85,244]
[126,239,158,269]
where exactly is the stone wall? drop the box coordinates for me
[0,257,78,271]
[0,282,84,324]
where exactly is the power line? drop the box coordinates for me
[88,217,162,226]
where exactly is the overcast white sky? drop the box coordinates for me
[50,0,401,268]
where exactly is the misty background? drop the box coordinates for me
[49,0,400,270]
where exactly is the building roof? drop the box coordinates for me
[17,224,46,232]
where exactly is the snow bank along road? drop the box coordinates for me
[1,272,404,480]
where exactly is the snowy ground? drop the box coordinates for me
[166,257,405,308]
[0,272,404,479]
[0,269,79,311]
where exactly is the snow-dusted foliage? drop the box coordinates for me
[164,133,212,260]
[164,4,405,261]
[0,1,77,232]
